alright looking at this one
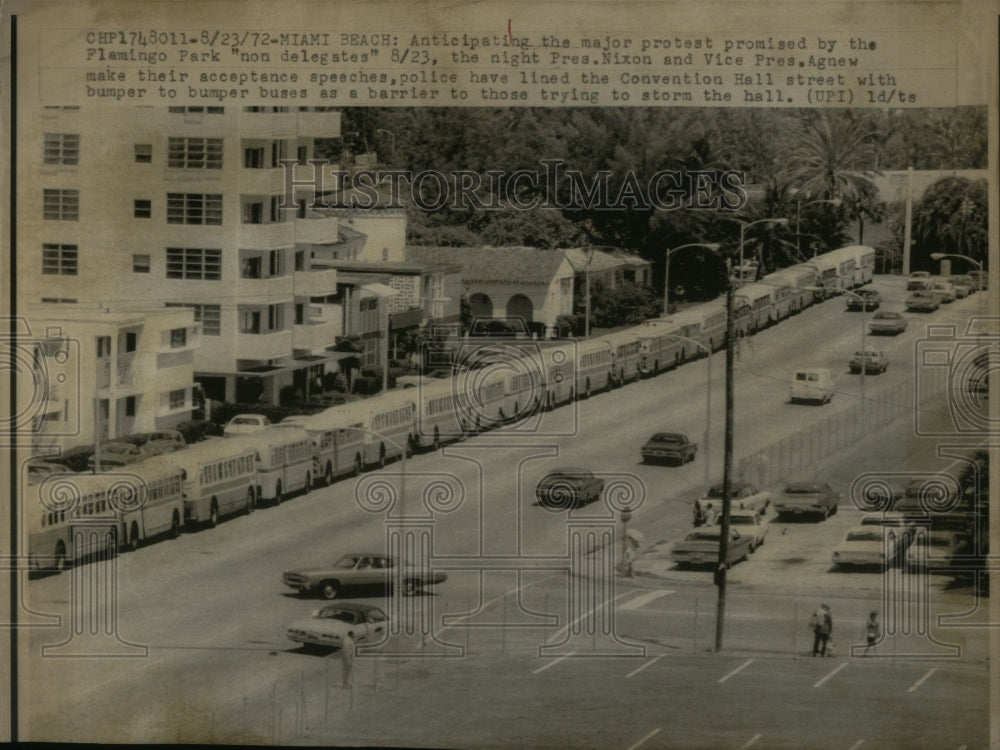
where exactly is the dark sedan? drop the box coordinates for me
[641,432,697,465]
[846,289,881,311]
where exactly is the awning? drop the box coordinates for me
[360,283,398,300]
[390,308,424,330]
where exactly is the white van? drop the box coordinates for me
[790,368,837,404]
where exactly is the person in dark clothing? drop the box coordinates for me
[810,603,833,656]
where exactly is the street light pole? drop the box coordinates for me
[714,260,736,653]
[931,252,985,316]
[584,249,593,338]
[738,218,788,287]
[663,243,721,317]
[794,198,842,258]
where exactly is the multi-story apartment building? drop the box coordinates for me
[19,104,384,405]
[22,304,198,454]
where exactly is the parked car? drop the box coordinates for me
[24,460,69,485]
[930,280,956,303]
[641,432,697,465]
[282,553,447,600]
[396,369,452,388]
[286,602,388,651]
[671,527,754,568]
[699,481,771,513]
[535,467,604,508]
[905,290,940,312]
[846,289,881,311]
[849,348,889,374]
[948,275,974,298]
[118,430,186,457]
[716,510,769,551]
[790,368,837,404]
[87,442,143,470]
[774,482,840,520]
[831,526,909,569]
[904,530,964,570]
[906,271,931,291]
[224,413,272,435]
[967,269,987,290]
[868,311,908,336]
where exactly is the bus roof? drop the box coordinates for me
[735,282,775,302]
[156,437,261,470]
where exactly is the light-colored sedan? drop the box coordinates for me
[286,602,388,651]
[716,510,769,552]
[904,530,963,571]
[931,280,956,303]
[831,526,909,570]
[283,553,447,599]
[224,413,272,435]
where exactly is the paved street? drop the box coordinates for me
[16,280,993,747]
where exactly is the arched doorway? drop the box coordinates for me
[469,293,494,319]
[506,294,534,325]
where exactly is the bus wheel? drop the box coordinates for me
[432,427,441,451]
[653,361,659,376]
[320,580,340,600]
[379,444,387,468]
[128,521,140,552]
[324,462,334,486]
[209,499,220,527]
[304,472,311,493]
[353,455,363,476]
[274,481,284,506]
[169,511,181,539]
[245,487,256,515]
[406,436,415,458]
[105,531,118,559]
[54,541,67,571]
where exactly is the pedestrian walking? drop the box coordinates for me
[703,502,717,526]
[809,603,833,657]
[693,498,706,527]
[340,633,355,688]
[622,541,635,578]
[861,611,881,656]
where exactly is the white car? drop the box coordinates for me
[716,510,769,552]
[224,413,272,435]
[904,530,963,570]
[831,525,908,569]
[931,280,956,303]
[286,602,389,651]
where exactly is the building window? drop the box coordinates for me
[241,256,262,279]
[97,336,111,358]
[297,145,308,163]
[134,144,152,163]
[294,250,305,271]
[244,147,265,168]
[168,137,224,169]
[269,249,282,277]
[167,193,222,225]
[166,248,222,280]
[125,396,136,417]
[43,189,79,220]
[295,303,305,325]
[124,332,137,353]
[134,199,151,218]
[560,277,572,294]
[268,304,283,331]
[168,106,224,114]
[41,244,77,275]
[242,201,264,224]
[133,254,150,273]
[170,328,187,348]
[166,303,220,336]
[240,310,261,334]
[169,389,186,410]
[43,133,79,165]
[40,297,78,303]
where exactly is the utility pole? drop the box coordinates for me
[714,261,735,653]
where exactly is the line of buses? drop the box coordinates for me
[25,244,875,573]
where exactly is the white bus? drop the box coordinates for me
[27,473,118,571]
[575,338,614,395]
[829,245,876,286]
[539,340,578,408]
[166,436,259,527]
[764,266,819,314]
[735,282,777,333]
[251,426,315,504]
[320,394,417,469]
[601,331,642,385]
[414,376,472,450]
[281,412,368,484]
[670,301,728,354]
[113,454,185,550]
[803,255,844,298]
[636,319,686,375]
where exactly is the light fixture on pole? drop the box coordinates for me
[931,252,986,315]
[662,243,721,317]
[738,218,789,288]
[793,197,842,257]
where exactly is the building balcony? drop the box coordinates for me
[237,111,299,139]
[293,319,340,354]
[294,215,340,244]
[239,167,287,194]
[96,353,144,394]
[235,273,295,303]
[296,110,342,138]
[293,267,338,297]
[234,329,293,361]
[239,221,295,249]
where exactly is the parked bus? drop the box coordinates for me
[735,282,777,333]
[821,246,864,289]
[636,319,686,375]
[803,255,844,297]
[601,331,642,385]
[574,338,614,394]
[320,394,417,469]
[166,436,259,527]
[251,426,315,504]
[671,301,728,354]
[27,472,118,571]
[832,245,876,286]
[413,376,472,450]
[764,266,819,314]
[280,412,369,484]
[538,340,578,408]
[113,454,185,550]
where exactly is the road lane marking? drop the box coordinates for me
[532,652,575,674]
[849,740,864,750]
[907,667,938,693]
[627,654,664,678]
[546,589,635,644]
[620,590,675,610]
[738,733,762,749]
[813,662,848,688]
[625,727,661,750]
[718,658,755,683]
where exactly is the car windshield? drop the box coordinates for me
[729,517,755,525]
[685,531,719,541]
[317,609,358,623]
[232,417,259,425]
[332,555,360,569]
[784,485,820,494]
[103,445,134,455]
[875,313,900,319]
[846,531,883,542]
[652,434,682,443]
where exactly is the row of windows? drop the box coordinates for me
[43,133,79,165]
[41,495,109,528]
[166,247,222,280]
[200,454,255,486]
[147,477,183,503]
[265,440,312,468]
[168,137,224,169]
[41,192,296,223]
[371,405,414,433]
[43,189,78,220]
[580,350,613,369]
[41,243,77,275]
[167,193,223,225]
[165,303,221,337]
